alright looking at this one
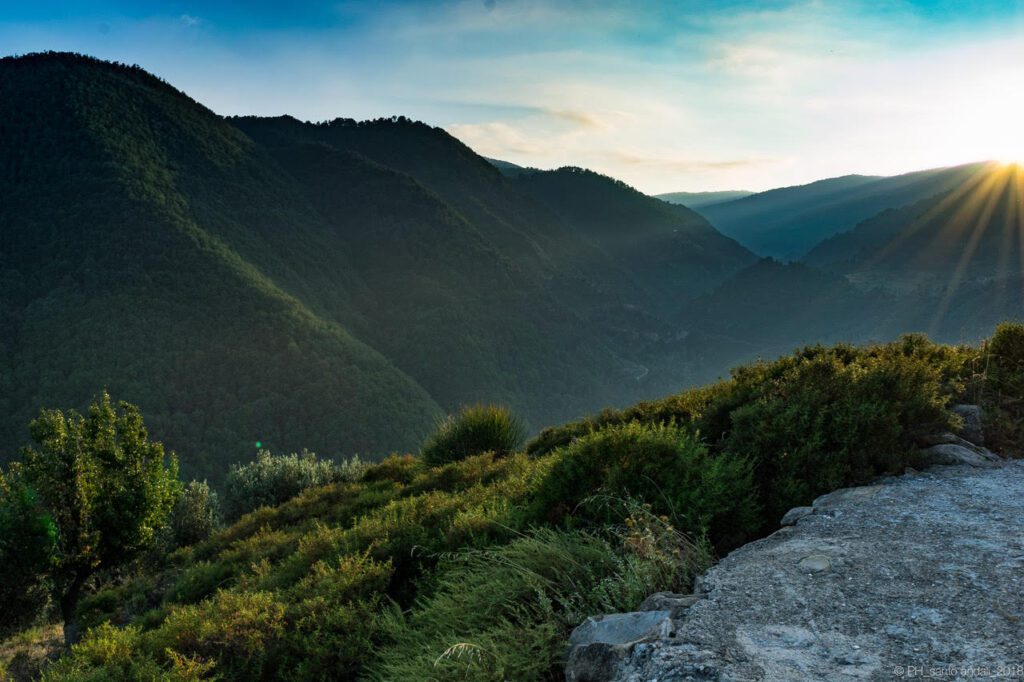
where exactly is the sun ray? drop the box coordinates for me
[928,167,1010,334]
[862,163,999,271]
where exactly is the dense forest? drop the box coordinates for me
[0,53,759,481]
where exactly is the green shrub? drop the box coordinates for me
[978,322,1024,452]
[369,520,707,681]
[148,590,285,679]
[223,450,345,520]
[421,405,526,467]
[534,422,759,548]
[40,623,213,681]
[167,481,222,548]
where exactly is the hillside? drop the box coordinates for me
[805,163,1023,281]
[699,163,992,259]
[7,322,1023,681]
[0,53,442,481]
[655,190,753,209]
[0,53,759,480]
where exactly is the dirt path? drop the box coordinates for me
[617,461,1024,681]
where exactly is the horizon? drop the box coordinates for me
[3,1,1022,194]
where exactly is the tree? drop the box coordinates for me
[0,465,58,636]
[18,392,181,644]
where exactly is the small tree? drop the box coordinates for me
[18,392,181,644]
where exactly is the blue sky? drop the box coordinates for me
[2,1,1022,192]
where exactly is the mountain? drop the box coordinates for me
[804,163,1022,282]
[0,53,445,481]
[655,190,753,208]
[0,52,757,479]
[698,163,992,260]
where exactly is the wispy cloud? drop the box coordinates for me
[1,0,1021,192]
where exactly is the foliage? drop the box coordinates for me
[370,515,708,681]
[16,327,1024,681]
[222,450,359,521]
[166,481,222,548]
[0,468,57,637]
[40,623,213,682]
[976,322,1024,452]
[534,422,759,548]
[421,404,527,467]
[17,392,181,643]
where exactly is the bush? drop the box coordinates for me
[421,405,527,467]
[534,422,759,548]
[167,481,222,548]
[223,450,347,520]
[978,322,1024,452]
[40,623,213,681]
[369,521,707,681]
[148,590,286,679]
[711,337,957,522]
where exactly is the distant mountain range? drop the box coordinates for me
[654,190,753,208]
[689,163,994,260]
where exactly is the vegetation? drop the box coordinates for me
[1,324,1020,680]
[222,450,364,521]
[421,404,527,467]
[2,393,180,644]
[166,482,222,549]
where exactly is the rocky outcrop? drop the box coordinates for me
[565,458,1024,681]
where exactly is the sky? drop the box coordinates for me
[1,0,1022,193]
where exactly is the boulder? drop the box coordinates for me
[638,592,702,616]
[780,506,814,526]
[568,611,673,648]
[565,611,673,682]
[952,404,984,445]
[919,443,999,468]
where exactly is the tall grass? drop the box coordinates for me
[369,500,709,681]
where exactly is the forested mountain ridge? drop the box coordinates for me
[698,162,993,259]
[0,52,445,481]
[0,52,759,478]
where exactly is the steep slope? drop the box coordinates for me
[510,167,757,315]
[0,53,444,479]
[233,130,633,428]
[655,190,753,209]
[0,53,761,477]
[699,163,991,259]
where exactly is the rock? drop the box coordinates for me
[564,642,632,682]
[919,443,999,468]
[565,612,673,682]
[603,460,1024,682]
[780,506,814,526]
[638,592,702,616]
[568,611,673,648]
[797,554,832,572]
[952,404,984,445]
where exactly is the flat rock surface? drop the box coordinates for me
[616,461,1024,681]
